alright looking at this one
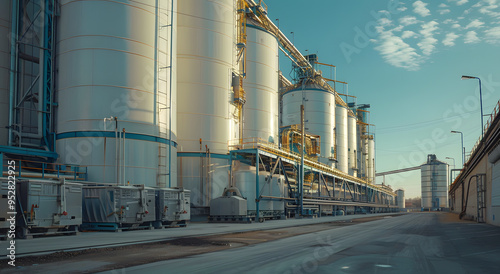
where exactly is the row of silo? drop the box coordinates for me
[56,0,177,187]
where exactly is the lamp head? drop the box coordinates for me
[461,75,476,80]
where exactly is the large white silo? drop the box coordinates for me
[282,85,336,167]
[347,114,357,176]
[242,20,279,144]
[56,0,177,187]
[396,189,405,209]
[0,1,11,146]
[176,0,236,214]
[336,105,348,173]
[421,154,449,209]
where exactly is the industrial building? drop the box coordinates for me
[450,100,500,225]
[421,154,449,210]
[0,0,397,237]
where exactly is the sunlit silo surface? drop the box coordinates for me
[56,0,177,187]
[347,113,357,176]
[367,136,375,183]
[176,0,236,214]
[0,1,10,146]
[336,105,348,173]
[282,84,336,167]
[396,189,405,209]
[421,154,449,209]
[243,19,279,144]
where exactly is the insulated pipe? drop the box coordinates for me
[8,0,19,146]
[168,0,174,188]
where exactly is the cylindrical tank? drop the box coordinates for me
[176,0,236,213]
[282,85,335,166]
[347,114,357,176]
[243,21,279,144]
[421,155,448,209]
[56,0,177,187]
[0,1,11,146]
[396,189,405,209]
[233,167,285,217]
[177,0,237,153]
[335,105,348,173]
[367,136,375,183]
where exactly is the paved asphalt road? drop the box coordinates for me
[105,213,500,274]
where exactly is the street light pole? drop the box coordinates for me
[461,75,484,138]
[451,131,464,167]
[445,157,455,170]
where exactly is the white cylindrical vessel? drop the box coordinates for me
[367,137,375,183]
[335,105,348,173]
[282,85,335,167]
[347,114,357,177]
[396,189,405,209]
[243,21,279,144]
[176,0,236,213]
[421,155,448,208]
[177,0,237,153]
[56,0,177,187]
[0,1,11,146]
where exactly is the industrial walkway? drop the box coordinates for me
[107,213,500,274]
[0,213,398,257]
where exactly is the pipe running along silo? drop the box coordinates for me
[347,112,357,176]
[421,154,448,209]
[242,19,279,144]
[56,0,177,188]
[176,0,237,215]
[282,84,335,167]
[335,105,348,173]
[367,136,375,183]
[0,1,11,146]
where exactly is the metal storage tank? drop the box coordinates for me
[242,20,279,143]
[282,84,335,167]
[56,0,177,188]
[0,1,11,146]
[347,113,357,176]
[233,165,285,218]
[336,105,348,173]
[396,189,405,209]
[421,154,449,209]
[176,0,236,215]
[367,136,375,183]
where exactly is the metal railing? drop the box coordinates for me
[2,158,88,181]
[228,138,395,196]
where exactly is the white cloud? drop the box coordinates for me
[443,32,460,46]
[443,19,458,24]
[439,9,451,14]
[417,21,439,55]
[464,31,480,43]
[374,29,423,71]
[402,30,419,39]
[484,26,500,43]
[439,3,449,8]
[378,18,393,27]
[397,6,408,12]
[452,23,461,29]
[448,0,469,5]
[465,19,485,29]
[399,16,419,26]
[413,1,431,17]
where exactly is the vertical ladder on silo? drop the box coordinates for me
[477,174,486,223]
[156,1,172,188]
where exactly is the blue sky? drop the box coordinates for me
[265,0,500,198]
